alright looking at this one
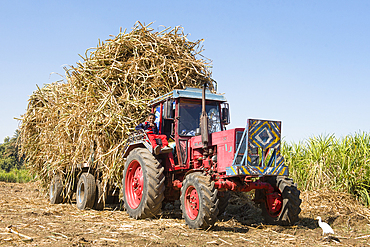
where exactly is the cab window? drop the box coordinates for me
[178,99,221,136]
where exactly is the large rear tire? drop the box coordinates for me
[50,175,63,204]
[76,173,96,210]
[122,148,165,219]
[260,176,301,225]
[180,173,219,229]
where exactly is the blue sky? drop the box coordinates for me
[1,1,369,143]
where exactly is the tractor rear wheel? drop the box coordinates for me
[76,173,96,210]
[122,148,165,219]
[50,175,63,204]
[180,173,219,229]
[260,176,301,225]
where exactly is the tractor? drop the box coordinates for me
[121,86,301,229]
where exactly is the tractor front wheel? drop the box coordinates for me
[260,176,301,225]
[180,173,219,229]
[122,148,165,219]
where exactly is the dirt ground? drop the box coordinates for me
[1,181,370,246]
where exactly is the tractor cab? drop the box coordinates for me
[148,87,230,166]
[150,87,229,137]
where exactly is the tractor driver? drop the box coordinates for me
[135,113,173,155]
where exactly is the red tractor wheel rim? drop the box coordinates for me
[266,189,283,218]
[125,160,143,209]
[185,185,199,220]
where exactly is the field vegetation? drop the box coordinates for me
[0,131,23,172]
[282,132,370,206]
[0,131,33,182]
[0,168,33,183]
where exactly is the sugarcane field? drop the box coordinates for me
[1,20,370,247]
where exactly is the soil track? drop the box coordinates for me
[1,181,370,246]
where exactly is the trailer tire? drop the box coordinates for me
[261,176,301,225]
[50,175,63,204]
[93,180,105,210]
[122,148,165,219]
[180,173,219,229]
[76,173,96,210]
[217,191,230,216]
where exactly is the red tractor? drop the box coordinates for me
[121,86,301,229]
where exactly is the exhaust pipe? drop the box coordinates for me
[200,83,209,149]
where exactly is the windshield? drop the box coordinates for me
[178,100,221,136]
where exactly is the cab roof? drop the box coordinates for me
[149,87,227,106]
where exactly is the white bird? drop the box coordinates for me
[316,216,335,235]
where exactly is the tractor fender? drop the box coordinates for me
[172,169,206,192]
[122,142,151,158]
[122,130,153,158]
[183,169,204,180]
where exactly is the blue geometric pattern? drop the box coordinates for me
[249,120,281,150]
[247,119,282,167]
[227,119,288,177]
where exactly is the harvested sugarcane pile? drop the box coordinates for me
[19,22,215,198]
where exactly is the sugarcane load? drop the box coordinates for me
[19,22,301,229]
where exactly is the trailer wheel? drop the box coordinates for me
[93,180,105,210]
[180,173,219,229]
[76,173,96,210]
[122,148,165,219]
[260,176,301,225]
[50,175,63,204]
[217,191,230,216]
